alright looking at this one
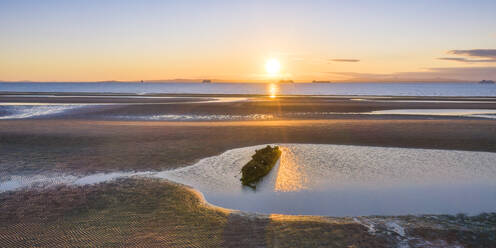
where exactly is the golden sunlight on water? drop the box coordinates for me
[274,147,308,192]
[268,83,279,98]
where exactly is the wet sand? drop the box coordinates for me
[2,93,496,119]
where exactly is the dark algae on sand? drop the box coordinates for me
[240,145,281,189]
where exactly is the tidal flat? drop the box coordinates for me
[1,94,496,247]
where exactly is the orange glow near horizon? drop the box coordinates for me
[1,2,495,82]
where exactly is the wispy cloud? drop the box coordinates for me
[438,49,496,63]
[449,49,496,59]
[330,59,360,63]
[437,57,496,63]
[437,57,468,62]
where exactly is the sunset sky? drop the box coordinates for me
[1,0,495,82]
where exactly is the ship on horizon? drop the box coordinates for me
[479,80,495,84]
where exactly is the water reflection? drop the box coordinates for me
[274,147,308,192]
[268,83,279,98]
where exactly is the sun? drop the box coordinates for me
[265,58,281,76]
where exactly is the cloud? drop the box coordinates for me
[330,59,360,62]
[448,49,496,59]
[328,67,496,82]
[437,57,496,63]
[439,49,496,63]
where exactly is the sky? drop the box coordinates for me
[1,0,495,82]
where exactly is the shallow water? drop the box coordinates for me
[0,172,152,192]
[287,109,496,119]
[0,97,246,119]
[369,109,496,119]
[0,104,87,119]
[2,144,496,216]
[351,98,496,103]
[114,114,274,121]
[158,144,496,216]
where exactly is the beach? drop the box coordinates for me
[1,93,496,247]
[4,0,496,246]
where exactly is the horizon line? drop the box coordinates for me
[0,79,480,84]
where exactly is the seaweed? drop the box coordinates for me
[240,145,281,189]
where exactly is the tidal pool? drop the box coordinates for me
[2,144,496,217]
[287,109,496,119]
[157,144,496,216]
[369,109,496,119]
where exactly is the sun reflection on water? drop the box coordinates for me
[274,147,308,192]
[268,83,279,98]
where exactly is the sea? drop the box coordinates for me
[1,82,496,96]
